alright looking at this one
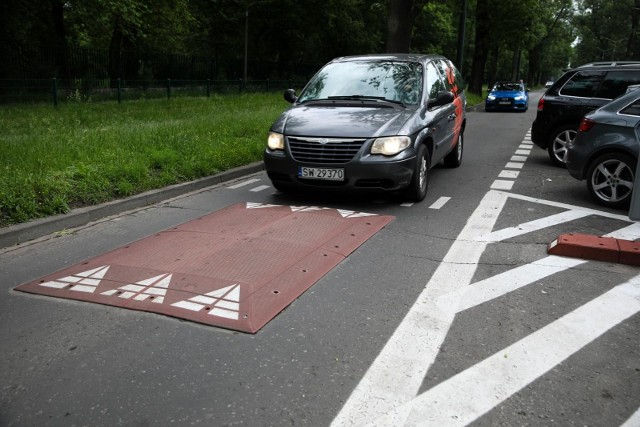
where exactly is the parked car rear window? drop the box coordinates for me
[559,71,605,97]
[620,99,640,116]
[594,71,640,100]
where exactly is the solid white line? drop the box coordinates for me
[621,407,640,427]
[226,178,261,189]
[503,191,635,222]
[490,180,514,190]
[429,197,450,210]
[381,274,640,427]
[440,255,587,314]
[478,209,592,242]
[498,170,519,179]
[330,191,508,427]
[250,185,271,192]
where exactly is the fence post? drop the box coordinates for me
[117,78,122,104]
[52,78,58,106]
[207,79,211,97]
[167,79,171,99]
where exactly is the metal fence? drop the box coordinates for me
[0,78,308,105]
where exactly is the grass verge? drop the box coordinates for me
[0,93,286,227]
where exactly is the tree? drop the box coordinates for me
[386,0,429,52]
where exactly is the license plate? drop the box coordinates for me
[298,166,344,181]
[499,101,511,105]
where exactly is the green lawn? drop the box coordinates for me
[0,94,287,226]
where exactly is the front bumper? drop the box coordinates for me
[485,99,528,111]
[264,149,417,193]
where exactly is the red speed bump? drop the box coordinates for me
[15,202,394,333]
[547,233,640,266]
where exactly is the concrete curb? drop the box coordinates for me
[548,233,640,267]
[0,162,265,250]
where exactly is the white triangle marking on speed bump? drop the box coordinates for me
[40,265,110,293]
[246,202,281,209]
[101,273,171,304]
[337,209,377,218]
[171,284,241,320]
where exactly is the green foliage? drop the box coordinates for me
[0,94,285,226]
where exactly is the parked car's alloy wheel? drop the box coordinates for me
[443,132,463,168]
[407,144,429,202]
[547,125,576,167]
[586,152,636,209]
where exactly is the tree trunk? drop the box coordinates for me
[468,0,489,95]
[386,0,428,53]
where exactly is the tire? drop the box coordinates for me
[547,125,576,167]
[586,152,636,209]
[443,131,463,168]
[406,144,429,202]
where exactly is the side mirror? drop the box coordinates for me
[427,91,454,109]
[284,89,298,103]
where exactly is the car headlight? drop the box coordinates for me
[487,95,496,100]
[515,95,525,101]
[371,136,411,156]
[267,132,285,150]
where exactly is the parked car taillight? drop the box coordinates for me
[537,97,545,111]
[578,118,596,133]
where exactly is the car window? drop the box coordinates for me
[559,71,605,97]
[494,82,523,91]
[594,71,640,99]
[620,99,640,116]
[425,62,446,100]
[297,60,424,105]
[444,59,465,93]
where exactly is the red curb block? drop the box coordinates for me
[548,233,640,266]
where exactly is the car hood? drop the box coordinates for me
[271,104,416,138]
[489,90,526,97]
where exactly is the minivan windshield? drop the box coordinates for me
[297,60,424,106]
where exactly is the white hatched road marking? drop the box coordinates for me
[250,185,271,192]
[331,130,640,426]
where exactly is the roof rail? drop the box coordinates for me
[576,61,640,68]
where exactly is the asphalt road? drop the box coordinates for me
[1,90,639,426]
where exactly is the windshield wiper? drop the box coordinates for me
[327,95,406,107]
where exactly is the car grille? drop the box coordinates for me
[288,136,366,164]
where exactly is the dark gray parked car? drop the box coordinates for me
[263,54,466,202]
[566,88,640,209]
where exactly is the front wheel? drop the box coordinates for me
[444,132,463,168]
[547,125,576,167]
[405,144,429,202]
[586,152,636,209]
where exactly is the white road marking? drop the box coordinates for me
[498,170,519,179]
[428,197,450,210]
[250,185,271,192]
[331,191,508,426]
[505,162,524,169]
[379,274,640,427]
[227,178,261,189]
[478,209,591,242]
[621,407,640,427]
[515,149,531,155]
[510,155,528,162]
[490,180,514,190]
[400,202,414,207]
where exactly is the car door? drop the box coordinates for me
[425,60,456,164]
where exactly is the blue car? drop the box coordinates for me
[485,81,529,112]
